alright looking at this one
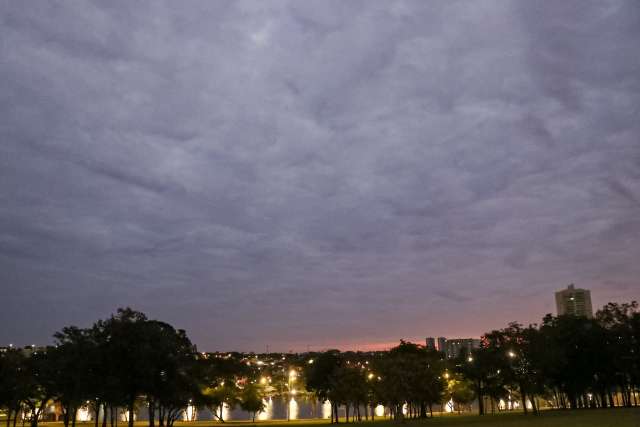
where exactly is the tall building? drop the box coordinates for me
[555,284,593,318]
[425,337,436,350]
[444,338,481,359]
[437,337,447,353]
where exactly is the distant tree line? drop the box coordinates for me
[1,302,638,426]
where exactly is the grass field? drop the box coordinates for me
[21,408,640,427]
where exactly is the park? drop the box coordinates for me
[6,409,640,427]
[2,304,639,427]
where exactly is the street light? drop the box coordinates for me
[507,351,516,359]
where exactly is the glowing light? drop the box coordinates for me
[258,398,273,421]
[444,372,450,379]
[308,359,314,364]
[289,370,297,379]
[322,400,332,419]
[183,405,196,421]
[288,398,299,420]
[467,357,473,362]
[445,398,455,413]
[260,377,267,385]
[368,373,374,380]
[375,405,385,417]
[76,407,91,422]
[508,351,516,358]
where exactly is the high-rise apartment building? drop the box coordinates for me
[444,338,481,359]
[555,284,593,318]
[425,337,436,350]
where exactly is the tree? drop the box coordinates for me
[51,327,97,427]
[446,374,475,414]
[306,350,342,423]
[202,382,239,423]
[21,349,57,427]
[239,384,265,422]
[0,349,29,427]
[374,341,445,421]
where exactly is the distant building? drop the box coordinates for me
[425,337,436,350]
[555,284,593,318]
[444,338,481,359]
[428,337,480,358]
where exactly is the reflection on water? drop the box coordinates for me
[322,400,332,419]
[183,405,197,421]
[257,398,273,421]
[288,398,299,420]
[375,404,385,417]
[174,397,391,421]
[76,407,91,422]
[445,398,454,413]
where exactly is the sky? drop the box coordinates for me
[1,1,639,352]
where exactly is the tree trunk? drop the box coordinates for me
[477,381,485,415]
[148,400,155,427]
[94,403,100,427]
[63,408,70,427]
[127,401,135,427]
[71,407,78,427]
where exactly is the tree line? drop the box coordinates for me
[1,302,639,426]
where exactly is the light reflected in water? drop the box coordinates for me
[288,398,299,420]
[257,398,273,421]
[322,401,332,419]
[121,411,136,422]
[375,405,385,417]
[216,403,231,421]
[445,398,454,413]
[183,405,197,421]
[76,408,91,422]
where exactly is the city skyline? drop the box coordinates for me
[0,283,616,353]
[1,2,639,352]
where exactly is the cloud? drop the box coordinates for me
[1,1,639,350]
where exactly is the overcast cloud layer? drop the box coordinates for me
[1,1,639,351]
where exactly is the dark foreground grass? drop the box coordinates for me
[31,409,640,427]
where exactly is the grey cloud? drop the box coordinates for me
[1,0,639,350]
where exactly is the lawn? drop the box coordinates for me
[30,408,640,427]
